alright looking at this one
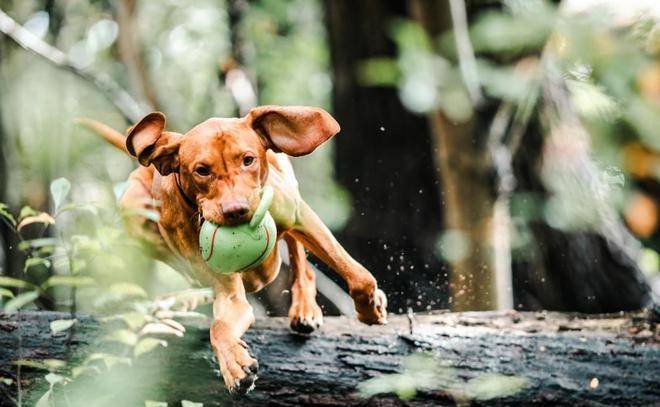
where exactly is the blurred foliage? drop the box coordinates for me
[358,352,528,402]
[1,177,206,405]
[358,0,660,279]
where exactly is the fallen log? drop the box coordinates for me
[0,310,658,406]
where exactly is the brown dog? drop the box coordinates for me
[81,106,387,394]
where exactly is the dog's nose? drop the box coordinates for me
[221,201,250,221]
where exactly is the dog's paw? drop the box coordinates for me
[212,336,259,395]
[289,299,323,334]
[355,288,388,325]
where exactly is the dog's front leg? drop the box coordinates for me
[210,273,258,395]
[289,201,387,325]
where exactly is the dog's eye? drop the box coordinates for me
[243,156,255,167]
[194,166,210,176]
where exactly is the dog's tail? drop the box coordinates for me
[75,118,130,155]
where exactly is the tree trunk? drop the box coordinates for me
[410,0,501,311]
[324,0,448,313]
[0,310,658,406]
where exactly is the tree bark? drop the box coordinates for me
[0,310,658,406]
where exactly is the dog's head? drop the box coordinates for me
[126,105,339,226]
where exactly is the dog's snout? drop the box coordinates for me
[221,201,250,221]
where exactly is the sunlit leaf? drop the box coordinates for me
[145,401,168,407]
[34,389,52,407]
[134,338,168,357]
[358,57,400,86]
[181,401,203,407]
[50,178,71,212]
[42,275,96,289]
[50,319,77,334]
[0,276,32,289]
[0,203,16,227]
[71,364,101,378]
[107,283,148,299]
[567,79,620,121]
[470,8,553,55]
[464,373,528,400]
[71,235,103,253]
[56,202,99,216]
[13,359,66,371]
[100,312,148,330]
[0,377,12,385]
[85,353,132,369]
[4,290,39,313]
[140,323,184,337]
[44,372,65,385]
[0,288,14,299]
[18,205,39,220]
[17,212,54,232]
[18,238,57,251]
[105,329,138,346]
[24,257,52,272]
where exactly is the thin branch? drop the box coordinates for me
[448,0,483,107]
[0,8,143,123]
[115,0,160,111]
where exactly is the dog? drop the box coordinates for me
[80,105,387,394]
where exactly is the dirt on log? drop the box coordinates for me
[0,310,658,406]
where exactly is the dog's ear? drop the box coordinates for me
[247,105,340,156]
[126,112,182,175]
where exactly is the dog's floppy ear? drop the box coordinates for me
[126,112,182,175]
[247,105,340,156]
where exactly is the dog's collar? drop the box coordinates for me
[174,173,197,210]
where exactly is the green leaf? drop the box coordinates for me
[18,206,39,221]
[0,288,14,298]
[358,57,400,86]
[13,359,66,371]
[85,353,132,369]
[42,275,95,289]
[50,178,71,212]
[464,374,528,400]
[134,338,167,357]
[71,364,101,378]
[17,213,55,231]
[18,238,57,251]
[34,389,52,407]
[56,202,99,216]
[105,329,138,346]
[25,257,52,272]
[50,319,77,334]
[107,283,148,299]
[4,290,39,313]
[181,401,203,407]
[0,377,12,385]
[0,276,32,289]
[145,401,167,407]
[100,312,147,330]
[44,372,65,385]
[0,203,16,227]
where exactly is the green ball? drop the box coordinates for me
[199,186,277,275]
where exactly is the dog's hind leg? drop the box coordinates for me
[284,234,323,333]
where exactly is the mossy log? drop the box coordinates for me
[0,310,658,406]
